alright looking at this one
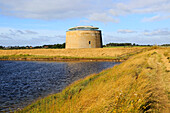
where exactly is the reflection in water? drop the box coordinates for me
[0,61,120,112]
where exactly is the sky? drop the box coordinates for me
[0,0,170,46]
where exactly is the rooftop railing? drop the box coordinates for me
[68,28,100,31]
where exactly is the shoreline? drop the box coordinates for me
[0,57,125,62]
[16,48,170,112]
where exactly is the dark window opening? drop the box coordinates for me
[89,41,91,44]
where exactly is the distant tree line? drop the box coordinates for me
[105,43,134,47]
[161,44,170,46]
[104,43,154,47]
[43,43,65,49]
[0,43,65,49]
[0,46,4,49]
[0,43,169,49]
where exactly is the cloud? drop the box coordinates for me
[16,30,25,34]
[0,29,39,40]
[0,0,169,23]
[0,28,65,46]
[0,29,20,38]
[1,29,38,36]
[25,30,38,34]
[110,0,170,14]
[117,29,137,33]
[143,29,170,36]
[124,0,170,14]
[55,35,65,39]
[142,15,170,22]
[0,0,95,19]
[0,33,13,39]
[39,35,65,40]
[88,13,119,23]
[109,3,132,16]
[110,0,170,22]
[103,33,170,45]
[0,37,50,46]
[15,30,38,35]
[103,35,127,43]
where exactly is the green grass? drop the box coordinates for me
[15,47,170,113]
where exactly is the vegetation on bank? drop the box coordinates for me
[104,43,151,47]
[104,43,170,48]
[0,47,148,61]
[15,47,169,113]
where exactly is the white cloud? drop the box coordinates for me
[103,32,170,45]
[110,0,170,21]
[0,0,96,19]
[0,0,169,23]
[109,3,132,16]
[103,28,170,45]
[0,33,12,39]
[0,27,169,46]
[0,27,65,46]
[88,13,119,23]
[126,0,170,14]
[142,15,170,22]
[143,29,170,36]
[0,29,39,39]
[117,29,136,33]
[25,30,38,35]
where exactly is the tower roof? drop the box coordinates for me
[68,26,99,31]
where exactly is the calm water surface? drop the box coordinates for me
[0,60,120,112]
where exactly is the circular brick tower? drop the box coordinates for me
[66,26,102,49]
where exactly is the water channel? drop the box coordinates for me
[0,60,120,112]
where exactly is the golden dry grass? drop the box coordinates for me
[16,47,170,113]
[0,47,145,58]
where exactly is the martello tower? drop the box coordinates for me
[66,26,102,49]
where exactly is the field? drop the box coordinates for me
[15,47,170,113]
[0,47,147,61]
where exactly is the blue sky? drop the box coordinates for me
[0,0,170,46]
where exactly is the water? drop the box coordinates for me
[0,60,120,112]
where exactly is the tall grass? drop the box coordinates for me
[0,47,147,60]
[16,47,170,113]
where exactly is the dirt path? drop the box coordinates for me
[147,50,170,112]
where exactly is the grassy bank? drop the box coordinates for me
[16,47,170,113]
[0,47,147,61]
